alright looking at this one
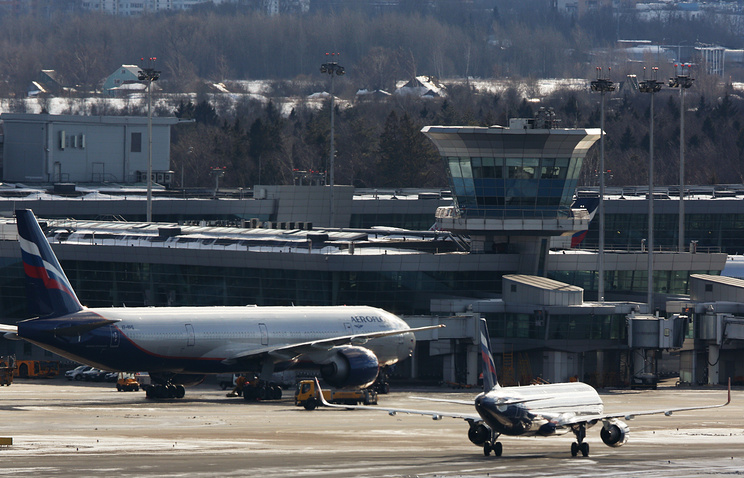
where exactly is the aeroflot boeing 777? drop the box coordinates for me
[317,318,731,457]
[0,209,442,399]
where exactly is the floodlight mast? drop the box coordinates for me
[668,64,694,252]
[138,57,161,223]
[590,67,615,303]
[639,67,663,311]
[320,53,344,228]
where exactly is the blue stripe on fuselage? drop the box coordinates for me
[17,314,267,374]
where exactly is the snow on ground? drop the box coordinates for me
[0,78,590,119]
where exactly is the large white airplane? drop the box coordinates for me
[0,209,442,399]
[317,317,731,457]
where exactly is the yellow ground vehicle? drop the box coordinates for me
[294,379,377,410]
[116,373,140,392]
[15,360,59,378]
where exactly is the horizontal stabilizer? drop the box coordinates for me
[0,324,18,334]
[0,324,19,341]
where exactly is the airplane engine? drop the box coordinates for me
[467,423,491,446]
[320,346,379,388]
[600,419,630,447]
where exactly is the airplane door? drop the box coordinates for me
[344,322,352,334]
[185,324,195,346]
[110,327,120,348]
[259,323,268,346]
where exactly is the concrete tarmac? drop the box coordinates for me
[0,379,742,477]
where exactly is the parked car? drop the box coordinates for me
[65,365,93,381]
[82,368,108,382]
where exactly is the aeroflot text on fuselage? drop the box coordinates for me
[351,316,384,323]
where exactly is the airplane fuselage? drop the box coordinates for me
[475,382,604,437]
[17,305,414,374]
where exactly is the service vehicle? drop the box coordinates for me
[116,373,140,392]
[14,360,59,378]
[294,379,377,410]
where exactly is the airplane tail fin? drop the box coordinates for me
[479,318,499,391]
[16,209,83,318]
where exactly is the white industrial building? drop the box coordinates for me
[1,113,180,184]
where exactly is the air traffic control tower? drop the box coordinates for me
[423,110,601,275]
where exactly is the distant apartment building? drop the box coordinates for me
[80,0,229,15]
[79,0,309,15]
[0,0,76,15]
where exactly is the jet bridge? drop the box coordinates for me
[627,313,686,388]
[698,309,744,385]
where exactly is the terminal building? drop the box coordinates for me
[0,112,733,386]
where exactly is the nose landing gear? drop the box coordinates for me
[570,423,590,457]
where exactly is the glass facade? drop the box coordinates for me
[585,212,744,253]
[548,269,719,300]
[446,156,581,218]
[484,312,627,341]
[0,257,506,320]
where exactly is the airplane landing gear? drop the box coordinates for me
[372,367,391,394]
[242,380,282,401]
[145,383,185,399]
[570,423,590,457]
[145,372,188,399]
[482,428,503,457]
[483,440,502,457]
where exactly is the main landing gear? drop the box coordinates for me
[242,381,282,401]
[371,367,391,394]
[145,383,186,399]
[570,423,590,457]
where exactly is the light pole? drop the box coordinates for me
[591,67,615,303]
[668,64,694,252]
[320,53,344,227]
[639,67,663,311]
[210,166,226,198]
[138,57,161,223]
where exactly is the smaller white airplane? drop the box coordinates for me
[317,318,732,457]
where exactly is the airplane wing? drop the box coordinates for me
[411,395,547,407]
[314,378,482,421]
[556,379,732,427]
[410,396,475,406]
[222,324,445,365]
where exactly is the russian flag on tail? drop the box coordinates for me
[479,318,499,391]
[16,209,83,318]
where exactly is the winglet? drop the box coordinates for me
[16,209,83,318]
[479,318,499,391]
[727,377,732,406]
